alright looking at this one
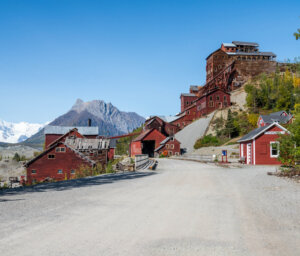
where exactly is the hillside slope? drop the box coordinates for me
[175,112,215,153]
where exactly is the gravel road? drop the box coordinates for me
[1,159,300,256]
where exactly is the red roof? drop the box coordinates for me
[132,128,155,142]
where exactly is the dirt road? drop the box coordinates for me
[1,159,300,256]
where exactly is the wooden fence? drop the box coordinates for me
[135,154,149,170]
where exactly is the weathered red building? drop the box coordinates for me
[26,141,96,184]
[194,89,230,118]
[130,128,166,157]
[25,127,111,184]
[144,116,180,136]
[171,104,198,129]
[154,136,181,157]
[205,41,276,89]
[180,93,198,112]
[238,123,289,165]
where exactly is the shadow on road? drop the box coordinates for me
[0,171,157,197]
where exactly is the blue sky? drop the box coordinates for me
[0,0,299,123]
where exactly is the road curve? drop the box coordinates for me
[0,159,300,256]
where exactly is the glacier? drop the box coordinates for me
[0,119,46,143]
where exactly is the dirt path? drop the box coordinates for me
[0,159,300,256]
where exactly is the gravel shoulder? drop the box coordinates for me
[0,159,300,256]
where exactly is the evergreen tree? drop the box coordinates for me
[13,153,20,162]
[224,109,238,139]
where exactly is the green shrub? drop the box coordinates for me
[194,135,221,149]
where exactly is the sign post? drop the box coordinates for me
[222,150,228,163]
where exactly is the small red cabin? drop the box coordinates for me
[130,128,166,157]
[238,123,289,165]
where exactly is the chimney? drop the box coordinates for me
[88,119,92,127]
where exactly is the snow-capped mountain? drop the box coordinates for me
[0,119,46,143]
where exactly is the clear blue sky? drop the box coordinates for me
[0,0,299,123]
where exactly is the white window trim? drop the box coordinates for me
[253,139,256,165]
[240,143,244,157]
[270,141,280,158]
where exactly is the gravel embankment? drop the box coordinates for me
[0,159,300,256]
[175,112,215,153]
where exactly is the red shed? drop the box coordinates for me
[130,128,166,157]
[238,123,289,165]
[154,136,181,157]
[108,138,117,160]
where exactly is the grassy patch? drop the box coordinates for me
[194,135,229,149]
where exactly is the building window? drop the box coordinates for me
[216,96,220,101]
[171,144,174,149]
[31,169,37,174]
[71,170,75,174]
[187,110,190,114]
[48,154,55,159]
[166,144,169,149]
[168,151,173,156]
[57,169,63,174]
[209,96,212,101]
[55,147,66,152]
[224,96,227,101]
[175,152,179,156]
[186,101,189,105]
[209,101,214,107]
[270,142,280,158]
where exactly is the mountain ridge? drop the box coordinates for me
[23,99,145,147]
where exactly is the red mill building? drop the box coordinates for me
[206,41,276,84]
[180,41,277,114]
